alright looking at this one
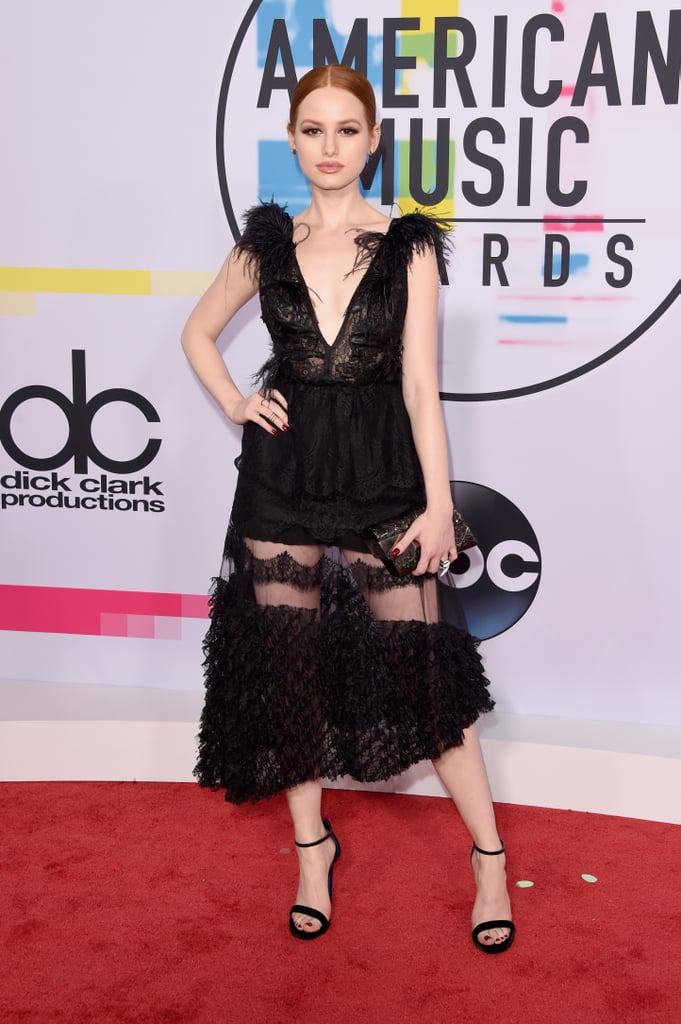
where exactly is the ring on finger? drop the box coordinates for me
[438,558,451,577]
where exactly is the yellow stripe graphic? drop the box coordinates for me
[402,0,459,28]
[0,267,151,296]
[150,271,215,296]
[0,268,216,311]
[0,292,36,316]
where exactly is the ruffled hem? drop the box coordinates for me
[194,527,494,804]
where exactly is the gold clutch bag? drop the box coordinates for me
[363,506,477,578]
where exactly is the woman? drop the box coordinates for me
[181,64,514,952]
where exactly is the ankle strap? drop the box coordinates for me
[472,839,505,856]
[295,819,333,849]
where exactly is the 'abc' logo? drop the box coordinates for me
[439,481,541,640]
[0,350,161,474]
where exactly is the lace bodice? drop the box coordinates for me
[235,202,449,388]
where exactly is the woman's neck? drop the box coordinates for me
[302,185,377,231]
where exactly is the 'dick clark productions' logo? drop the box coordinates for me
[0,350,165,514]
[439,481,541,640]
[218,3,680,400]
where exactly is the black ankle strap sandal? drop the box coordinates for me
[289,818,341,941]
[470,840,516,954]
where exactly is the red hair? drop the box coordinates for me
[288,64,377,130]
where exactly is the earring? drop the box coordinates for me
[292,147,297,154]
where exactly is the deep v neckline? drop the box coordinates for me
[289,215,393,349]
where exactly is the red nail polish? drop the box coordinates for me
[271,428,278,436]
[388,548,400,557]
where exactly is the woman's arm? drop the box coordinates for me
[397,246,456,575]
[181,250,289,433]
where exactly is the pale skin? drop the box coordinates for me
[182,85,511,945]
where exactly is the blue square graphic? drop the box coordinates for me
[259,141,387,213]
[257,0,383,88]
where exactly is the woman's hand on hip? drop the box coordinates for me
[229,389,290,435]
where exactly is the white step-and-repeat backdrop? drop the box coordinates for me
[2,3,680,740]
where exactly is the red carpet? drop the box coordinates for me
[1,783,678,1024]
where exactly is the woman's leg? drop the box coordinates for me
[432,725,512,947]
[343,549,510,945]
[247,540,333,934]
[286,780,337,935]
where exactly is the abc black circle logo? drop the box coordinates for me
[439,481,541,640]
[0,350,161,475]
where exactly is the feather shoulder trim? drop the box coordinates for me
[354,210,451,283]
[234,200,293,278]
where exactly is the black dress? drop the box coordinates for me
[194,202,494,804]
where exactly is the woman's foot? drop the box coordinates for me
[290,821,339,937]
[470,842,514,951]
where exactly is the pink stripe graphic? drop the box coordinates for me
[504,295,631,302]
[0,584,209,638]
[543,215,604,233]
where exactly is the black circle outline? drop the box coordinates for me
[0,386,73,470]
[441,280,681,402]
[217,0,262,242]
[216,4,681,403]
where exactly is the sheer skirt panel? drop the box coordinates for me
[194,524,494,804]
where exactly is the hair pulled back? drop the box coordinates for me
[288,64,377,130]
